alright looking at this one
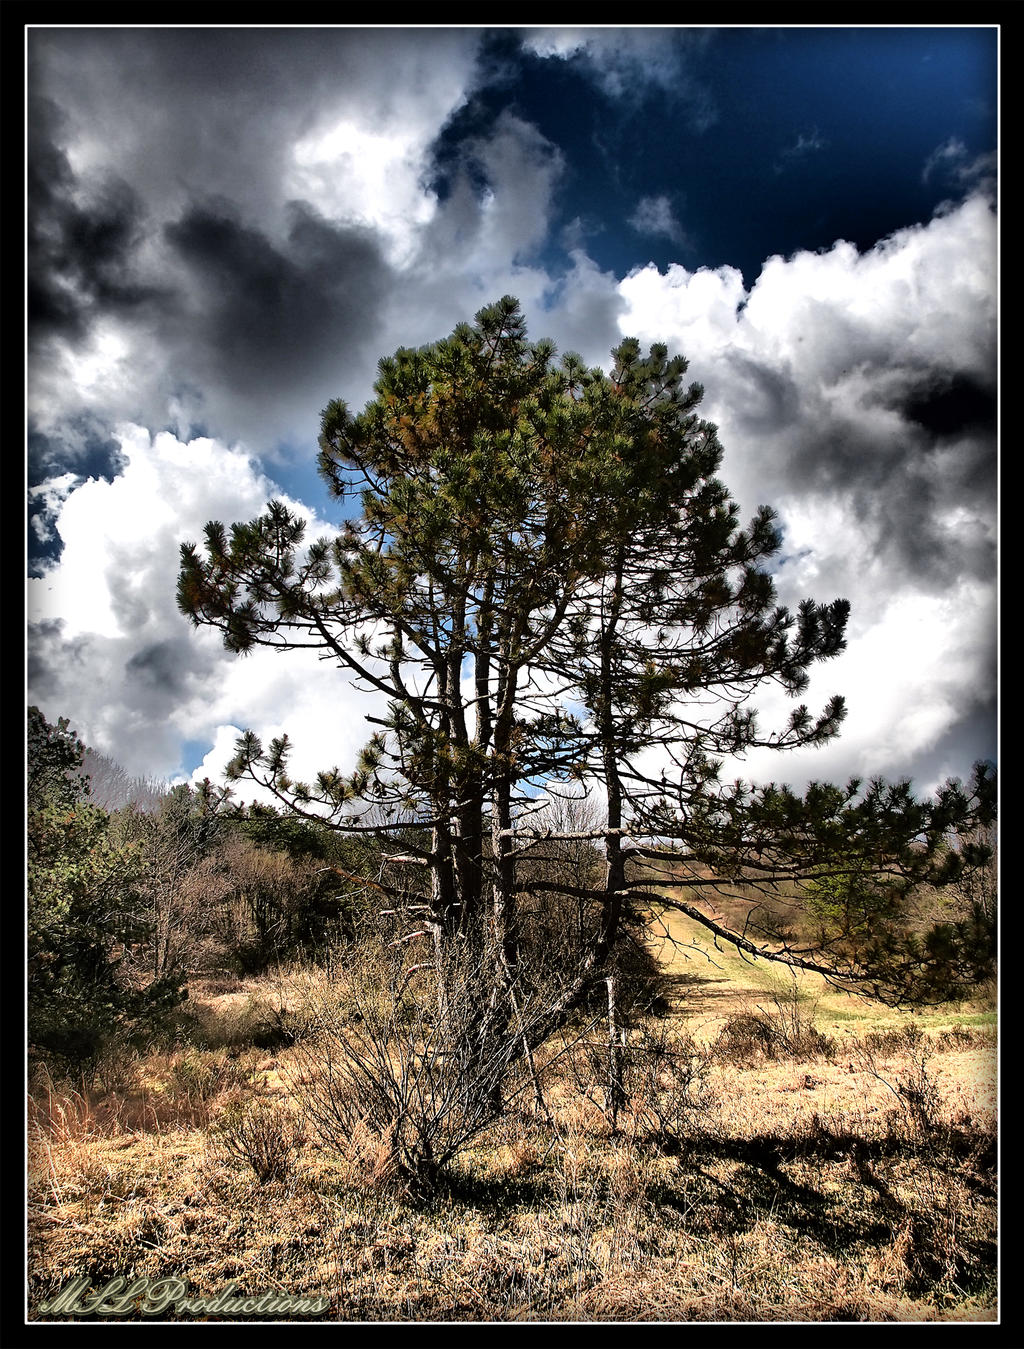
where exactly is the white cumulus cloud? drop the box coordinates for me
[27,427,377,790]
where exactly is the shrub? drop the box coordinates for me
[714,987,835,1065]
[849,1027,943,1148]
[861,1022,926,1057]
[624,1024,717,1149]
[213,1097,306,1184]
[291,942,552,1197]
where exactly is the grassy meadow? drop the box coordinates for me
[28,903,997,1324]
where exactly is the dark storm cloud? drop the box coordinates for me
[878,373,997,583]
[795,419,993,591]
[901,373,996,439]
[27,621,84,700]
[902,694,998,791]
[26,60,393,445]
[35,26,458,117]
[714,347,996,591]
[125,640,196,697]
[27,93,168,352]
[27,26,484,455]
[721,351,802,434]
[28,27,480,226]
[862,453,992,588]
[163,200,390,396]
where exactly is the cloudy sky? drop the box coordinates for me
[26,24,998,803]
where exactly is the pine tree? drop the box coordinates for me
[178,298,995,1019]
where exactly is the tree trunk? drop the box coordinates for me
[606,971,626,1131]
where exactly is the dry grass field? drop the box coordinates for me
[27,911,997,1324]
